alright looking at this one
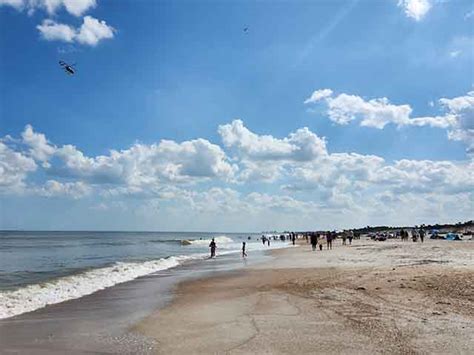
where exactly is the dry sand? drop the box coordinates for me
[136,239,474,354]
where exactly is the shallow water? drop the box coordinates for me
[0,230,288,319]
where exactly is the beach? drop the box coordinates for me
[136,239,473,354]
[1,237,473,354]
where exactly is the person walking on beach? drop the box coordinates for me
[348,231,354,245]
[342,233,347,246]
[242,242,247,257]
[326,232,333,250]
[419,228,425,243]
[310,233,318,251]
[209,238,216,258]
[292,233,296,245]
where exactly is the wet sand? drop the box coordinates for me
[137,239,474,354]
[0,250,274,354]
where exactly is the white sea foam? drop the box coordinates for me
[0,237,291,320]
[186,235,234,246]
[0,255,200,320]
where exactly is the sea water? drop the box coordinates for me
[0,231,288,319]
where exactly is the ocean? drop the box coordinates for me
[0,231,288,319]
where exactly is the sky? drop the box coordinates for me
[0,0,473,231]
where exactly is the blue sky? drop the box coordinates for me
[0,0,473,231]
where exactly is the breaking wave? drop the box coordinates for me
[0,254,201,320]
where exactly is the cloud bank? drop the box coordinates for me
[1,117,472,228]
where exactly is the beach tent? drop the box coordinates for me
[445,233,461,241]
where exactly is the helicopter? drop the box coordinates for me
[59,60,76,75]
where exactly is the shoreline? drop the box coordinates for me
[0,246,278,354]
[136,239,474,354]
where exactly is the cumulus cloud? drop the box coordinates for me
[0,0,96,16]
[304,89,333,104]
[0,142,37,191]
[37,16,114,46]
[7,124,237,194]
[439,91,474,155]
[36,180,92,199]
[51,138,237,186]
[2,121,473,227]
[304,90,454,129]
[219,119,327,161]
[75,15,115,46]
[36,19,76,42]
[305,89,473,154]
[398,0,432,21]
[0,0,23,10]
[21,124,56,166]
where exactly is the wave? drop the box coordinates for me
[0,254,203,320]
[0,239,291,320]
[182,236,235,246]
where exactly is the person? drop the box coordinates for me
[209,238,216,258]
[412,230,418,242]
[326,231,333,250]
[267,238,270,247]
[242,242,247,257]
[342,233,347,246]
[348,231,353,245]
[292,233,296,245]
[310,233,318,251]
[262,235,266,246]
[419,228,425,243]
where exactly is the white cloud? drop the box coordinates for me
[0,0,96,16]
[62,0,96,17]
[0,142,37,191]
[0,0,23,9]
[305,89,473,154]
[75,15,115,46]
[398,0,432,21]
[36,180,91,199]
[21,124,56,166]
[439,91,474,155]
[219,119,327,161]
[37,19,76,42]
[2,120,473,228]
[15,125,237,190]
[303,89,333,104]
[37,16,114,46]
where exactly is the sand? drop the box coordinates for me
[136,239,474,354]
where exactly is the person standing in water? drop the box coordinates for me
[292,233,296,245]
[209,238,216,258]
[242,242,247,257]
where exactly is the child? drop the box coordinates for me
[242,242,248,257]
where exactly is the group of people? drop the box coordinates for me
[208,230,359,259]
[305,230,355,251]
[400,228,425,243]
